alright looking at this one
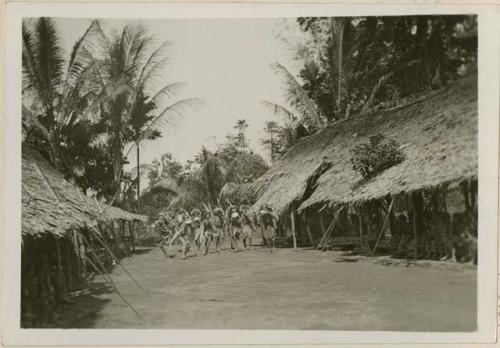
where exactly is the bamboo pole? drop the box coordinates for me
[371,196,396,256]
[80,239,146,324]
[86,226,147,294]
[409,194,418,260]
[290,208,297,249]
[357,206,364,248]
[317,206,344,250]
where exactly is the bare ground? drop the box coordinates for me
[57,244,477,331]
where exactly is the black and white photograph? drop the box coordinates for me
[2,2,499,346]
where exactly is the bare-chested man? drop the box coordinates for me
[240,205,255,250]
[169,211,195,260]
[203,208,225,253]
[226,206,242,251]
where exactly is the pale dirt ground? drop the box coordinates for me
[57,240,477,332]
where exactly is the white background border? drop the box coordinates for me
[3,2,499,346]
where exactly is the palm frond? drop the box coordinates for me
[22,104,50,140]
[136,41,170,88]
[139,97,202,141]
[272,62,324,128]
[128,163,156,181]
[149,82,186,105]
[63,20,107,98]
[22,22,41,93]
[261,100,298,125]
[34,17,64,108]
[85,75,132,121]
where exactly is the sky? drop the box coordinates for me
[54,17,305,170]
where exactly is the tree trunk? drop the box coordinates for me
[136,144,140,209]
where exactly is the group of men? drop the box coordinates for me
[154,204,279,260]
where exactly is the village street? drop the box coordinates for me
[60,244,477,331]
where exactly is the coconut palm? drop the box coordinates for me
[22,18,110,171]
[94,24,201,201]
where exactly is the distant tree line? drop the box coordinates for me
[129,119,269,216]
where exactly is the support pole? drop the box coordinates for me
[55,238,66,299]
[302,211,314,246]
[291,208,297,249]
[319,211,326,234]
[409,194,418,260]
[357,206,364,248]
[317,206,344,250]
[371,196,396,256]
[72,230,82,282]
[136,144,140,209]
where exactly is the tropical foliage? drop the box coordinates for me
[350,134,405,179]
[262,15,477,160]
[22,18,199,202]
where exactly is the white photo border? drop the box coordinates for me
[3,2,499,346]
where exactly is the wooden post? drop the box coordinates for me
[409,194,418,260]
[357,206,364,248]
[302,212,314,246]
[110,222,119,256]
[129,221,136,252]
[371,196,396,256]
[72,230,82,282]
[319,211,326,234]
[55,238,66,299]
[64,240,73,291]
[290,208,297,249]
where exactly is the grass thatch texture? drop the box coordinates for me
[22,146,147,238]
[247,72,477,215]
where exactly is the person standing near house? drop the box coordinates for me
[259,204,278,253]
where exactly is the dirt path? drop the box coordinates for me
[65,245,477,331]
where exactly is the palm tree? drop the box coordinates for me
[271,62,324,129]
[95,24,201,203]
[22,18,110,171]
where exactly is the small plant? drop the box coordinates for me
[350,134,405,179]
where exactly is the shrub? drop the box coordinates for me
[350,134,405,179]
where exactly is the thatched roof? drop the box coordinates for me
[249,72,477,215]
[151,177,179,195]
[22,147,147,238]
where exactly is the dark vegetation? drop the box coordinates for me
[262,15,477,161]
[350,134,406,179]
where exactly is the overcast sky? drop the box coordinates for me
[54,17,304,169]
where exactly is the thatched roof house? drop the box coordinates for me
[248,71,477,216]
[22,146,146,238]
